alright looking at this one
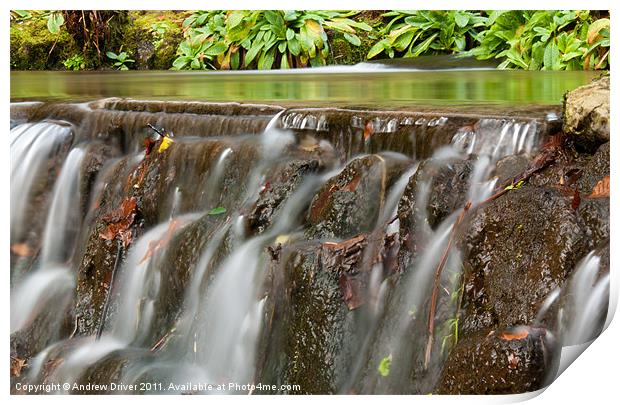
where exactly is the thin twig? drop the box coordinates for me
[96,239,123,339]
[423,141,560,369]
[424,201,471,369]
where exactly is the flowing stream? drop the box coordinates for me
[9,68,609,395]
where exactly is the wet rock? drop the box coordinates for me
[436,327,553,394]
[140,213,228,346]
[563,75,610,151]
[79,142,121,218]
[578,141,610,192]
[306,154,410,239]
[257,238,384,394]
[397,157,474,267]
[493,154,530,185]
[459,185,589,335]
[247,159,321,235]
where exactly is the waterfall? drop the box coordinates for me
[10,122,73,242]
[10,99,608,395]
[11,147,85,333]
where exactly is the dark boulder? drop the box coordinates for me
[459,185,589,336]
[306,154,410,239]
[436,326,554,394]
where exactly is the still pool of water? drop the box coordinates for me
[10,67,599,106]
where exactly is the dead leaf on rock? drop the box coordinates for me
[10,356,27,377]
[500,329,529,341]
[587,176,610,198]
[99,197,138,248]
[339,274,365,310]
[322,234,366,251]
[11,243,32,257]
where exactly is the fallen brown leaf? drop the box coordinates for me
[10,356,27,377]
[500,329,529,341]
[587,176,610,198]
[99,197,138,248]
[11,243,32,257]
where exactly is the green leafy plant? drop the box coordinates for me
[368,10,487,59]
[10,10,65,35]
[106,47,135,70]
[367,10,609,71]
[173,10,372,70]
[63,54,86,70]
[47,12,64,34]
[151,21,173,49]
[466,11,609,70]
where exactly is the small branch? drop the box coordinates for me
[424,201,471,370]
[96,239,123,339]
[423,139,560,369]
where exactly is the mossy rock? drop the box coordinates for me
[10,18,80,70]
[121,11,187,70]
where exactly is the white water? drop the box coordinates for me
[11,147,85,333]
[10,122,73,241]
[451,119,539,161]
[559,252,610,346]
[40,148,86,264]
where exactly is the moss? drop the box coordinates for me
[328,12,384,65]
[329,31,377,65]
[10,19,80,70]
[120,11,188,70]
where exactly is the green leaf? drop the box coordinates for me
[454,12,470,28]
[543,41,561,70]
[47,13,64,35]
[208,207,227,215]
[411,32,438,57]
[378,355,392,377]
[231,50,240,70]
[106,51,118,60]
[287,37,301,56]
[205,42,228,56]
[343,33,361,47]
[172,56,190,70]
[367,40,387,59]
[258,48,276,70]
[227,11,245,29]
[245,41,263,66]
[280,55,289,69]
[286,28,295,41]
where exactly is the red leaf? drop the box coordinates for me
[139,219,184,264]
[363,122,374,141]
[10,356,27,377]
[571,187,581,210]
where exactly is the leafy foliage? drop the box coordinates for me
[106,47,135,70]
[63,54,86,71]
[368,10,610,71]
[367,10,486,59]
[173,10,372,70]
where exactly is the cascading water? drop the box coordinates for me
[10,122,73,243]
[11,147,85,334]
[10,98,609,395]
